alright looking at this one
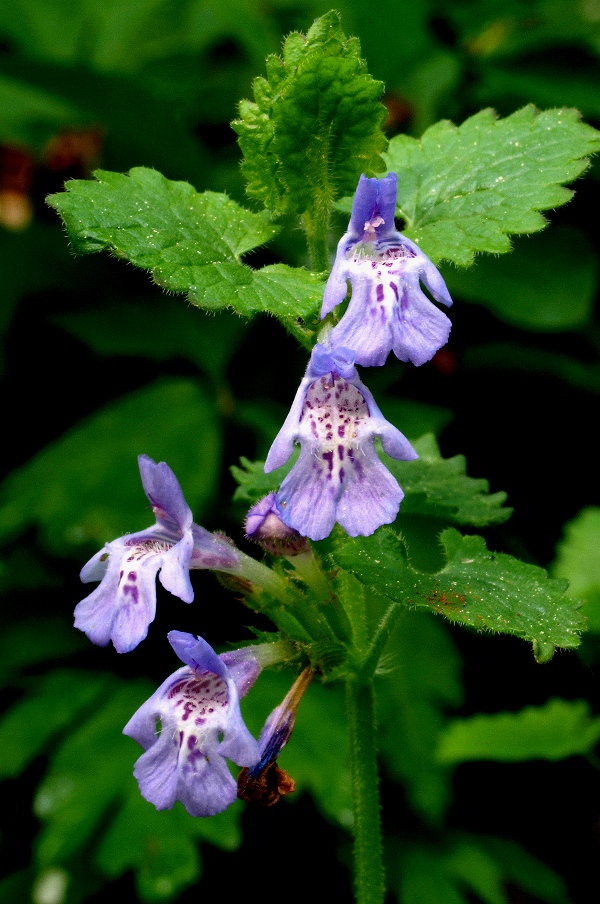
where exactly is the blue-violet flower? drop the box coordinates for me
[74,455,238,653]
[124,631,261,817]
[321,172,453,367]
[264,345,417,541]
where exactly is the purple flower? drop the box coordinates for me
[245,492,310,556]
[321,172,453,367]
[124,631,261,817]
[264,345,418,541]
[74,455,239,653]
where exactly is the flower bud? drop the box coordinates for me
[245,492,310,556]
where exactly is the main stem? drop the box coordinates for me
[302,203,330,273]
[346,677,385,904]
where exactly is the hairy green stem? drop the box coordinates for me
[286,549,331,599]
[302,205,330,273]
[360,603,404,681]
[346,678,385,904]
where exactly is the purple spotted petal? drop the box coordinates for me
[131,729,181,810]
[276,446,338,541]
[170,631,262,700]
[123,633,260,817]
[387,273,453,366]
[334,449,404,536]
[264,346,358,473]
[264,377,309,473]
[75,536,165,653]
[79,545,111,583]
[266,346,417,541]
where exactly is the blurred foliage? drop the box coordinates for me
[0,379,222,551]
[0,1,599,904]
[444,225,598,331]
[553,507,600,630]
[436,696,600,762]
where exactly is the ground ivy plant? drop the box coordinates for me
[45,11,599,904]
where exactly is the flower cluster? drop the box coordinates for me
[263,172,453,543]
[72,171,453,821]
[74,454,304,816]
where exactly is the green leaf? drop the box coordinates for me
[554,507,600,597]
[444,226,598,331]
[399,847,466,904]
[388,434,512,528]
[0,670,113,778]
[376,612,463,823]
[47,168,324,329]
[397,834,568,904]
[232,9,387,218]
[34,680,153,865]
[383,105,600,266]
[436,697,600,763]
[0,378,221,552]
[332,569,368,654]
[54,302,248,382]
[231,435,510,528]
[553,507,600,632]
[335,528,585,650]
[443,841,505,904]
[474,835,567,904]
[0,871,33,904]
[230,452,298,505]
[0,618,86,685]
[96,790,242,903]
[0,73,83,146]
